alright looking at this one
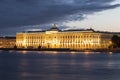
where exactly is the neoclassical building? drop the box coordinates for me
[16,25,113,50]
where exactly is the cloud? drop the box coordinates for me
[0,0,119,33]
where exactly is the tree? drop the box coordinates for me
[111,35,120,48]
[14,45,17,49]
[38,46,41,49]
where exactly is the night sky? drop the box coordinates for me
[0,0,120,35]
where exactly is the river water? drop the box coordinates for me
[0,50,120,80]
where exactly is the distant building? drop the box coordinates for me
[0,37,16,48]
[16,25,113,50]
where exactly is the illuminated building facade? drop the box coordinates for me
[0,37,16,48]
[16,25,113,50]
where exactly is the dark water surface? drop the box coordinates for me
[0,50,120,80]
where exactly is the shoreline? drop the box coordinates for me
[0,48,120,53]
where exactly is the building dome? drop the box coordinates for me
[47,24,60,31]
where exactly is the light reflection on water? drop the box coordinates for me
[0,50,120,80]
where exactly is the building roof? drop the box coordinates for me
[63,28,95,32]
[24,31,45,33]
[0,36,16,39]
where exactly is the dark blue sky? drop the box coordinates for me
[0,0,120,35]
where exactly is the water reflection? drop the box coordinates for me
[108,52,113,55]
[0,51,120,80]
[0,50,3,53]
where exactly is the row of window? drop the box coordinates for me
[18,35,100,39]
